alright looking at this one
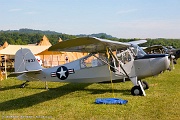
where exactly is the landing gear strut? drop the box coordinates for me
[142,81,149,90]
[131,80,149,96]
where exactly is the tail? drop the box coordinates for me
[15,48,42,72]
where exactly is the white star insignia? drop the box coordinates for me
[57,67,67,78]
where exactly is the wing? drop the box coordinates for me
[128,40,147,45]
[48,37,130,53]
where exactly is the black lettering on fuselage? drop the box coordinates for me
[26,59,36,63]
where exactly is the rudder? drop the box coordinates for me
[15,48,42,72]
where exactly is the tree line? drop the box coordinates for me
[0,31,76,45]
[117,38,180,48]
[0,29,180,48]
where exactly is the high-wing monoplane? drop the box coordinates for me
[8,37,170,96]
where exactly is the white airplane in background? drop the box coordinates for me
[8,37,170,96]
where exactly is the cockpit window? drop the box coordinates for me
[131,44,147,58]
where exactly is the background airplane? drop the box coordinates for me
[144,45,180,69]
[8,37,170,96]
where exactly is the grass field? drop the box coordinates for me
[0,62,180,120]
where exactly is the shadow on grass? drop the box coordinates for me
[0,83,131,111]
[89,89,131,95]
[0,83,91,111]
[0,85,22,91]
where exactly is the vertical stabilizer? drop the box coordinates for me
[15,48,42,72]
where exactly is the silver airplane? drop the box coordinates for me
[8,37,170,96]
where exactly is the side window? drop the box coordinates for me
[116,50,132,64]
[80,54,106,68]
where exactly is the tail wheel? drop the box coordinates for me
[142,81,149,90]
[20,83,26,88]
[131,86,143,96]
[19,81,29,88]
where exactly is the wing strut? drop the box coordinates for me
[107,47,130,79]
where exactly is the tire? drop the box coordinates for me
[20,83,26,88]
[142,81,149,90]
[131,86,143,96]
[173,59,177,64]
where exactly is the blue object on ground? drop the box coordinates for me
[95,98,128,105]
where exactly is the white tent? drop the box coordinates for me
[0,45,51,55]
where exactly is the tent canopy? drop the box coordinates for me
[37,49,63,55]
[0,45,51,55]
[37,35,52,46]
[0,41,9,50]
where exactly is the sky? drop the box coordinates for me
[0,0,180,39]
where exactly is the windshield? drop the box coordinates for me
[131,44,147,58]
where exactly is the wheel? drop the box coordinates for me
[131,86,143,96]
[173,59,177,64]
[20,81,29,88]
[142,81,149,90]
[20,83,26,88]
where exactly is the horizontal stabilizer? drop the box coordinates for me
[8,72,24,77]
[8,69,42,77]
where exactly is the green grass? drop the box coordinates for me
[0,62,180,120]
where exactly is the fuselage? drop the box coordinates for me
[134,54,170,79]
[17,53,170,83]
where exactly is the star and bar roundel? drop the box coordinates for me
[51,66,75,80]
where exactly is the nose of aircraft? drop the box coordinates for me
[164,55,171,70]
[150,54,170,75]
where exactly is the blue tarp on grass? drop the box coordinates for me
[95,98,128,105]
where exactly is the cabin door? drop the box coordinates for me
[113,49,134,77]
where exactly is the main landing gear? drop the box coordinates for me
[131,80,149,96]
